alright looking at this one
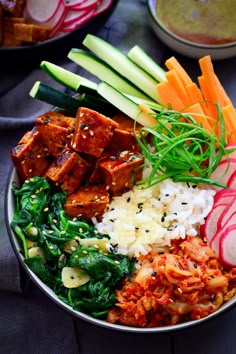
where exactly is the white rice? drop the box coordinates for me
[94,178,216,258]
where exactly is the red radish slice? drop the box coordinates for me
[26,0,62,23]
[214,188,236,206]
[63,8,93,26]
[63,0,87,8]
[69,0,98,10]
[61,7,96,31]
[210,158,236,190]
[210,211,236,258]
[219,224,236,266]
[217,199,236,229]
[46,2,67,36]
[94,0,113,15]
[202,203,227,243]
[228,170,236,189]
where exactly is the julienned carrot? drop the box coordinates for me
[157,80,185,111]
[185,82,211,118]
[199,55,230,108]
[182,103,212,132]
[198,75,218,119]
[165,70,192,107]
[222,104,236,144]
[165,56,193,86]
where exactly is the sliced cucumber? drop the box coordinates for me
[40,60,97,93]
[127,45,166,83]
[30,81,118,117]
[82,34,161,103]
[126,94,162,112]
[68,49,150,100]
[97,81,157,128]
[30,81,81,115]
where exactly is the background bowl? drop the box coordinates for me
[147,0,236,60]
[0,0,119,68]
[5,166,236,333]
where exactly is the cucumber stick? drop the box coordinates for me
[127,45,166,83]
[40,61,97,93]
[97,81,157,128]
[82,34,161,103]
[68,49,150,100]
[30,81,118,116]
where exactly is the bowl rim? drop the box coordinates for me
[5,165,236,333]
[147,0,236,50]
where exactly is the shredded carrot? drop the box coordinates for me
[165,56,193,86]
[165,70,192,107]
[139,102,155,115]
[222,104,236,144]
[156,81,185,111]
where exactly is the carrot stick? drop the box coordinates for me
[214,74,233,107]
[198,75,218,120]
[199,55,230,108]
[185,82,211,118]
[165,56,193,86]
[165,70,192,107]
[183,103,212,132]
[156,81,185,111]
[222,104,236,144]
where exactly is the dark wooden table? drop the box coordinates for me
[1,1,236,353]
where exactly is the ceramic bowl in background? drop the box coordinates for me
[147,0,236,60]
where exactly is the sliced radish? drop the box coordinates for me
[217,199,236,229]
[69,0,98,11]
[63,8,93,26]
[214,188,236,207]
[63,0,87,8]
[61,7,96,31]
[202,203,227,243]
[46,2,67,36]
[219,224,236,267]
[26,0,62,24]
[228,170,236,189]
[210,158,236,190]
[94,0,113,15]
[210,212,236,258]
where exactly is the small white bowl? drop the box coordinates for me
[147,0,236,60]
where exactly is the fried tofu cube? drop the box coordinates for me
[98,151,144,196]
[10,130,51,182]
[45,148,89,195]
[14,23,51,43]
[71,107,119,158]
[64,184,109,221]
[2,16,27,47]
[108,113,142,152]
[0,8,3,45]
[35,111,76,157]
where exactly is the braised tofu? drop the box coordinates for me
[108,113,142,152]
[71,107,119,158]
[14,23,51,43]
[2,16,26,47]
[35,111,75,157]
[98,151,144,196]
[10,130,51,182]
[45,148,89,195]
[64,185,109,221]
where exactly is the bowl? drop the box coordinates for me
[147,0,236,60]
[5,166,236,333]
[0,0,119,68]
